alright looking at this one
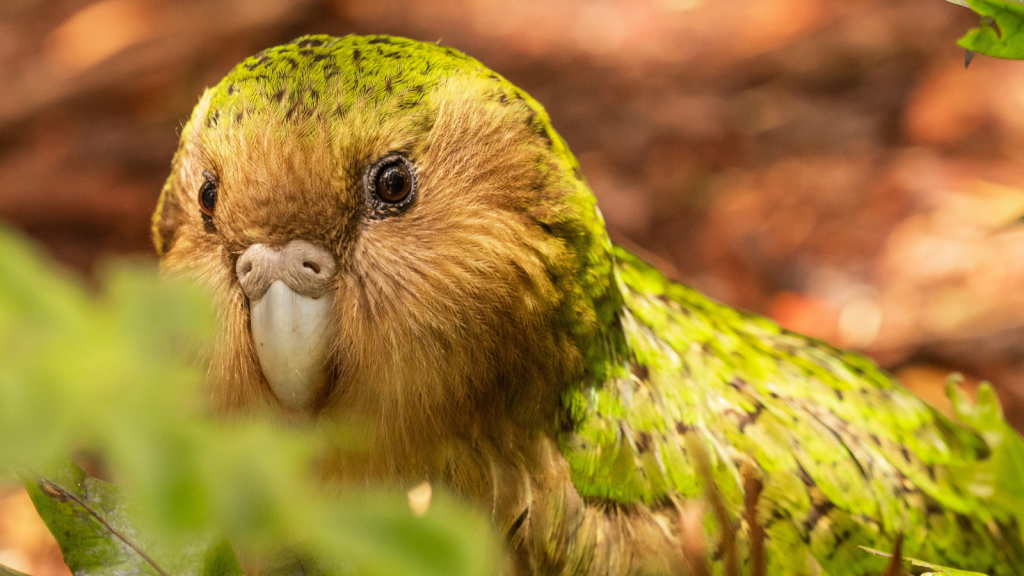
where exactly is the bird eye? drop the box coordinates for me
[376,163,412,203]
[364,153,417,218]
[198,171,218,223]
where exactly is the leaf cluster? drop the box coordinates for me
[0,224,499,576]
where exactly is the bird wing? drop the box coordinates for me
[558,245,1024,574]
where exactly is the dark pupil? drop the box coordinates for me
[201,184,217,211]
[377,165,409,202]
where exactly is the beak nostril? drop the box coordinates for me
[238,242,332,299]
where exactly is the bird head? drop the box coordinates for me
[152,35,621,457]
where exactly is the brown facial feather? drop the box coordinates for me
[157,71,587,478]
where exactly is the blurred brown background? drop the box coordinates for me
[1,0,1022,573]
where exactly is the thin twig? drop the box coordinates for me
[37,478,170,576]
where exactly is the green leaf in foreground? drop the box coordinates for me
[946,381,1024,538]
[25,463,233,576]
[27,467,163,576]
[0,223,501,576]
[958,0,1024,59]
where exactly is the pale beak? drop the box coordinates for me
[236,241,336,411]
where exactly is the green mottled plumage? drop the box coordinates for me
[154,35,1024,575]
[569,249,1024,574]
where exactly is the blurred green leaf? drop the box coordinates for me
[947,381,1024,536]
[0,565,30,576]
[0,224,501,576]
[202,541,244,576]
[263,548,335,576]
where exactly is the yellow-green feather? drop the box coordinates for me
[560,247,1024,574]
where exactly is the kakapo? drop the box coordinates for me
[152,34,1024,575]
